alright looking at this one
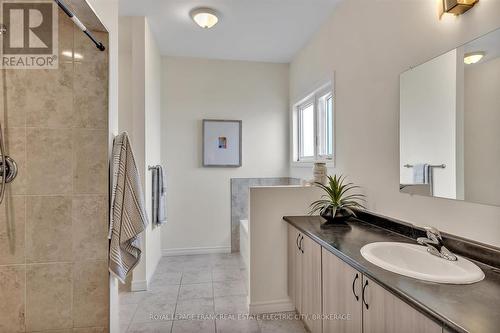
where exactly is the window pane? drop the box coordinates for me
[318,93,333,158]
[300,103,314,158]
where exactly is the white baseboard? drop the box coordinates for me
[131,279,148,292]
[162,246,231,257]
[248,298,295,314]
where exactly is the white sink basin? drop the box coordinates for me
[360,242,484,284]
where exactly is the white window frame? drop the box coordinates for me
[297,99,315,162]
[291,81,334,167]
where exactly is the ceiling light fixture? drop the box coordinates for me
[464,52,484,65]
[442,0,479,16]
[190,8,219,29]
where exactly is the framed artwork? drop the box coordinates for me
[203,119,242,167]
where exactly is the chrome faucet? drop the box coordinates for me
[417,226,457,261]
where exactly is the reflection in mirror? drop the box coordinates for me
[400,28,500,206]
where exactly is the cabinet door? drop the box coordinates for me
[362,277,441,333]
[322,248,362,333]
[287,225,302,312]
[301,234,322,333]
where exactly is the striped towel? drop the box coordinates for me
[151,165,167,226]
[109,132,149,283]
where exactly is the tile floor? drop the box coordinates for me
[119,253,308,333]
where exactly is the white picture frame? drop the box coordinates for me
[203,119,242,167]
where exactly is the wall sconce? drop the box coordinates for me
[440,0,479,17]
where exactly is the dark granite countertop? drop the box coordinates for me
[283,216,500,333]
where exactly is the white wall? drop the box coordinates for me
[249,186,320,313]
[400,49,458,199]
[118,16,162,290]
[289,0,500,247]
[161,57,290,254]
[118,17,133,138]
[144,20,163,282]
[464,56,500,206]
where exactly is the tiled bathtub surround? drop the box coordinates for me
[0,11,109,333]
[230,178,300,252]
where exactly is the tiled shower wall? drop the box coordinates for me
[0,12,109,332]
[230,177,301,252]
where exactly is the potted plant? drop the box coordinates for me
[309,174,366,228]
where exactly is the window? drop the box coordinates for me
[292,83,334,164]
[298,102,315,160]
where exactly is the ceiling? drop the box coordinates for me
[119,0,342,63]
[464,27,500,65]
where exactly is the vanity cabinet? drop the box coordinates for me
[301,233,322,333]
[288,225,443,333]
[287,225,322,333]
[322,248,362,333]
[361,277,441,333]
[288,225,303,313]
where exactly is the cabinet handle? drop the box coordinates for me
[362,280,369,310]
[299,236,304,253]
[296,233,301,250]
[352,273,359,301]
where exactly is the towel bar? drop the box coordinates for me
[404,164,446,169]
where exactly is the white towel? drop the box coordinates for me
[412,164,429,184]
[109,132,149,283]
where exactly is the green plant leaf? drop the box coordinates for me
[311,174,365,217]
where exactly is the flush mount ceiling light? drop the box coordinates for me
[442,0,479,16]
[464,52,485,64]
[190,8,219,29]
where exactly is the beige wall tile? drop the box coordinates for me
[4,69,27,128]
[1,9,110,333]
[0,265,25,332]
[73,130,107,194]
[58,10,75,65]
[73,328,106,333]
[73,30,108,130]
[0,196,26,265]
[5,64,74,129]
[24,64,74,128]
[26,128,73,195]
[74,30,108,67]
[30,328,73,333]
[26,196,72,263]
[72,195,108,261]
[73,260,109,328]
[2,14,74,130]
[73,62,108,129]
[26,263,73,331]
[5,127,27,195]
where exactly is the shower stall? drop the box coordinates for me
[0,0,110,331]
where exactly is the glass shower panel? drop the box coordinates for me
[0,3,109,331]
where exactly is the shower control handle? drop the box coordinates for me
[0,156,18,183]
[0,123,18,204]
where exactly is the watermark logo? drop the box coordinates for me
[1,0,58,69]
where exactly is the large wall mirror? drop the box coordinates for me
[400,27,500,206]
